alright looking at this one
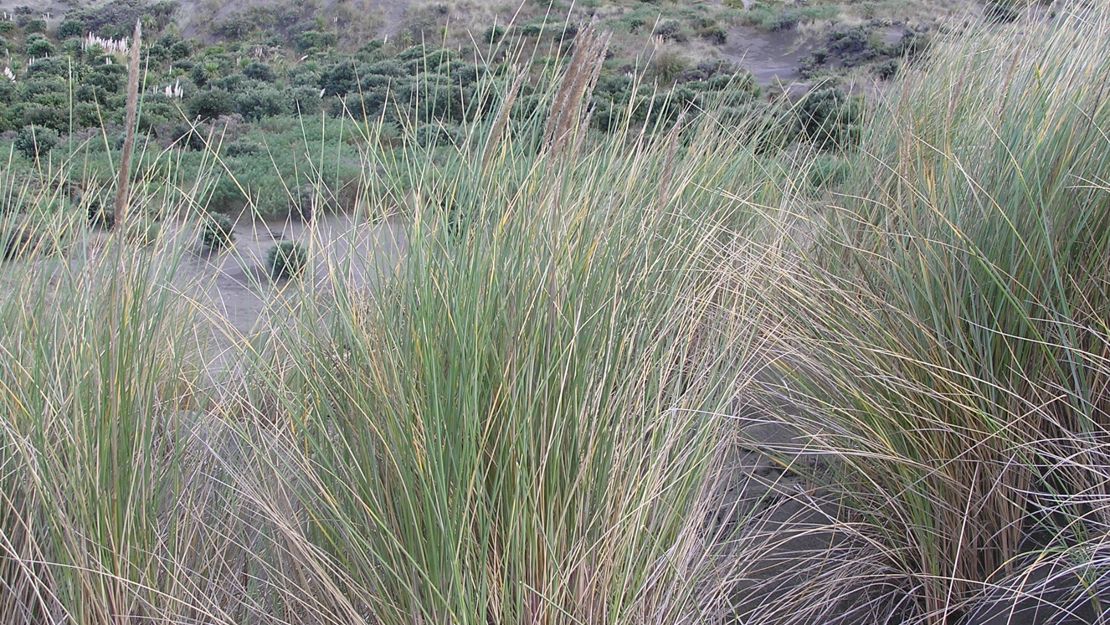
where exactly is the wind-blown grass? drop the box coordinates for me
[2,5,1110,625]
[743,4,1110,624]
[0,34,794,623]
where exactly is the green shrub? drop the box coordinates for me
[25,35,54,57]
[367,59,406,78]
[798,86,863,150]
[86,196,114,229]
[243,61,276,82]
[190,62,212,87]
[655,19,686,42]
[236,87,286,121]
[651,47,690,84]
[483,25,506,44]
[25,57,68,78]
[296,30,337,52]
[697,24,728,44]
[745,3,838,31]
[200,213,236,250]
[984,0,1022,23]
[266,241,308,279]
[770,13,800,31]
[21,19,46,35]
[874,58,900,80]
[415,122,463,147]
[57,19,84,38]
[224,139,261,157]
[291,86,323,115]
[14,126,60,160]
[188,89,236,120]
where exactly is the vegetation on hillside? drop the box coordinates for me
[1,0,872,219]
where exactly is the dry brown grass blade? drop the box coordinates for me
[113,19,142,228]
[482,65,526,172]
[543,22,611,156]
[654,113,686,214]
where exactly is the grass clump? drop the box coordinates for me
[740,5,1110,623]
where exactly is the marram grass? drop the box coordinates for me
[2,5,1110,625]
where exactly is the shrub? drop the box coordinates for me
[798,86,863,150]
[224,139,261,157]
[25,57,68,78]
[483,25,506,44]
[889,28,931,60]
[296,30,337,52]
[86,63,127,94]
[171,122,209,150]
[21,19,46,34]
[266,241,308,279]
[1,223,34,261]
[874,58,900,80]
[651,47,690,84]
[243,61,276,82]
[415,122,463,147]
[984,0,1021,23]
[86,197,114,229]
[200,213,236,250]
[190,62,212,87]
[558,22,579,40]
[697,24,728,45]
[320,60,364,96]
[338,89,389,119]
[655,19,686,42]
[25,35,54,57]
[14,126,60,160]
[763,10,800,32]
[291,86,323,115]
[57,19,84,38]
[236,87,286,121]
[188,89,236,120]
[826,25,877,65]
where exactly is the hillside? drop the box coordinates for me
[0,0,950,221]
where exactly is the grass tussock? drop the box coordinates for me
[738,5,1110,624]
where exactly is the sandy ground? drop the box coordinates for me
[720,24,819,92]
[165,212,408,382]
